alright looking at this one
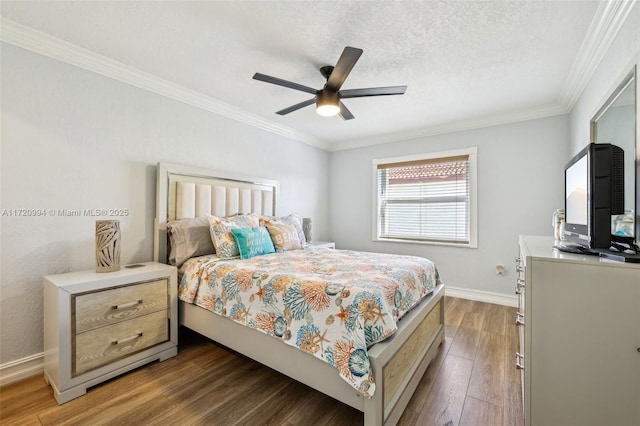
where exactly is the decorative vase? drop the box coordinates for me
[95,220,121,273]
[302,217,313,243]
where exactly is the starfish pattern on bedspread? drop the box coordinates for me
[178,249,440,398]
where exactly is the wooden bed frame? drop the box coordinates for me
[153,162,444,426]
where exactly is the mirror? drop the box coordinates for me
[591,66,636,241]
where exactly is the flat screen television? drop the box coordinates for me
[563,143,625,249]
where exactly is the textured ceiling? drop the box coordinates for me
[1,1,603,149]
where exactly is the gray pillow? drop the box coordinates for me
[167,216,215,267]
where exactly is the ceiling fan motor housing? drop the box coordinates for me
[316,89,340,116]
[317,89,339,106]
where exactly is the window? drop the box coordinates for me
[373,147,477,247]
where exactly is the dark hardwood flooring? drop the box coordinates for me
[0,297,524,425]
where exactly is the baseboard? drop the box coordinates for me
[445,286,517,307]
[0,352,44,387]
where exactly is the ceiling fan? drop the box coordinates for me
[252,46,407,120]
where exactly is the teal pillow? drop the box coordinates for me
[230,226,275,259]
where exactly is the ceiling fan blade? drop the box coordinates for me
[339,101,355,120]
[275,98,316,115]
[253,73,317,95]
[326,47,363,92]
[340,86,407,98]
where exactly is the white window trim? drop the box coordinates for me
[371,147,478,248]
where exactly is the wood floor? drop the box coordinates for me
[0,297,524,426]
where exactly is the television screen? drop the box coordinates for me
[565,155,588,226]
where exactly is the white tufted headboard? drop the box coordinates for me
[154,162,279,263]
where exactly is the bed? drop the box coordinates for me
[153,162,445,426]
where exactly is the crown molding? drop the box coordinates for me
[0,17,328,150]
[328,103,568,151]
[559,0,637,110]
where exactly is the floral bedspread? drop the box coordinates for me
[179,249,440,398]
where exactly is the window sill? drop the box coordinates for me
[373,237,477,249]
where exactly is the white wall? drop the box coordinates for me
[329,115,569,295]
[0,43,330,365]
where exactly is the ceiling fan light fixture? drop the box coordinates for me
[316,103,340,117]
[316,90,340,117]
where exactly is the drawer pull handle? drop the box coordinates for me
[517,278,525,286]
[112,332,143,345]
[516,352,524,369]
[515,312,525,325]
[515,286,524,295]
[516,266,524,273]
[112,299,143,310]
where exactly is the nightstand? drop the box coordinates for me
[306,241,336,249]
[43,262,177,404]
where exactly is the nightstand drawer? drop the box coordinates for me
[306,241,335,249]
[74,309,169,375]
[75,279,168,334]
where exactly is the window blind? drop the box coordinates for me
[376,155,470,244]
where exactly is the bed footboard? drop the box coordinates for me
[179,284,444,426]
[365,284,445,425]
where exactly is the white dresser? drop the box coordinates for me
[43,262,178,404]
[517,235,640,426]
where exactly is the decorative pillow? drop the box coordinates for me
[167,216,215,267]
[259,213,306,246]
[266,224,302,252]
[207,213,259,258]
[230,226,276,259]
